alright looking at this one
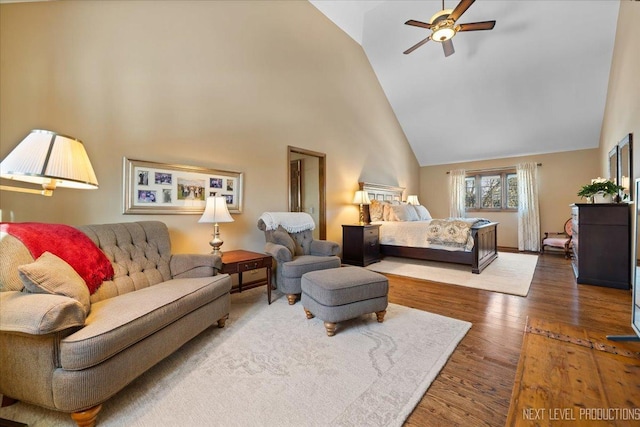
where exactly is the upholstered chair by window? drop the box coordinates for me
[541,219,573,259]
[257,212,341,305]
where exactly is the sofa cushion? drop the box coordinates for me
[19,252,91,314]
[272,229,296,257]
[59,274,231,371]
[280,255,341,279]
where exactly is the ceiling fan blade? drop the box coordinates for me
[403,35,432,55]
[449,0,475,22]
[405,19,431,29]
[442,39,455,57]
[457,21,496,31]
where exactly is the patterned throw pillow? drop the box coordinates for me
[369,200,386,222]
[19,252,90,314]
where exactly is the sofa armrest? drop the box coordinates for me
[264,242,293,263]
[170,254,222,279]
[309,240,340,257]
[0,291,86,335]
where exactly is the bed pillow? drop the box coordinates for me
[370,200,386,222]
[414,205,432,220]
[387,204,419,221]
[18,251,91,315]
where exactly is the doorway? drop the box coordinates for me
[287,146,326,240]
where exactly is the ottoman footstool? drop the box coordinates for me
[301,266,389,336]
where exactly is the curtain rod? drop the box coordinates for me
[446,163,542,174]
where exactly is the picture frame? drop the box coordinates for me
[123,158,243,214]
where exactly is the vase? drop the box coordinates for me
[592,193,613,203]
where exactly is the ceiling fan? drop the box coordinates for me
[403,0,496,57]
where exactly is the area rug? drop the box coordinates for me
[366,252,538,296]
[0,289,471,427]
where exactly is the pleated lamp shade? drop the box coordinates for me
[0,129,99,190]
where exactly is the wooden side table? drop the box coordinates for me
[220,250,274,304]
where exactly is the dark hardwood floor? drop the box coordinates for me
[384,253,639,427]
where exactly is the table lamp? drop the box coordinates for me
[198,196,234,256]
[352,190,371,225]
[407,195,420,205]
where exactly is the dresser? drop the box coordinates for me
[341,224,381,267]
[571,203,631,289]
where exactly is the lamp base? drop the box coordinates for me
[358,204,368,225]
[209,223,224,256]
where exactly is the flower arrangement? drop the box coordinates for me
[577,177,625,201]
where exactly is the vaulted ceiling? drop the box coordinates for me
[311,0,620,166]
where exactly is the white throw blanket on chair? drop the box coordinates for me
[259,212,316,233]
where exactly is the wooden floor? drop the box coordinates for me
[384,253,640,427]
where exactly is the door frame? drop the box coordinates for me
[287,146,326,240]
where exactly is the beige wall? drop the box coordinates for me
[0,1,419,254]
[420,149,600,248]
[600,2,640,183]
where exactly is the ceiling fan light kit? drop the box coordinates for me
[430,9,455,42]
[404,0,496,57]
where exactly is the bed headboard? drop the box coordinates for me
[359,182,405,202]
[359,182,405,223]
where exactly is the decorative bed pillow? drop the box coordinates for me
[414,205,432,220]
[18,251,91,314]
[369,200,386,222]
[387,204,419,221]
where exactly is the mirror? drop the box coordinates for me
[630,178,640,337]
[608,178,640,342]
[618,134,633,201]
[287,146,326,240]
[609,146,618,183]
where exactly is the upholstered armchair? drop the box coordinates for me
[541,219,573,258]
[257,212,341,305]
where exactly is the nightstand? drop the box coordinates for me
[341,224,381,267]
[220,250,274,304]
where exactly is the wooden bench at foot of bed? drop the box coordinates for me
[380,221,499,274]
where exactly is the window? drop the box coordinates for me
[465,171,518,211]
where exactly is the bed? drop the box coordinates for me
[360,182,499,274]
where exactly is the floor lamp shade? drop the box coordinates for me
[0,130,99,194]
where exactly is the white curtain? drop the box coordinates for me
[449,169,466,218]
[517,162,540,252]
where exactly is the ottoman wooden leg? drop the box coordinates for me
[324,322,337,337]
[286,294,298,305]
[303,307,315,319]
[375,310,387,323]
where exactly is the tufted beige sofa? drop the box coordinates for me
[0,221,232,426]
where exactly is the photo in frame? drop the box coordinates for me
[123,158,243,214]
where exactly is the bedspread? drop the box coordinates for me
[375,218,489,252]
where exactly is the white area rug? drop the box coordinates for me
[0,289,470,427]
[366,252,538,297]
